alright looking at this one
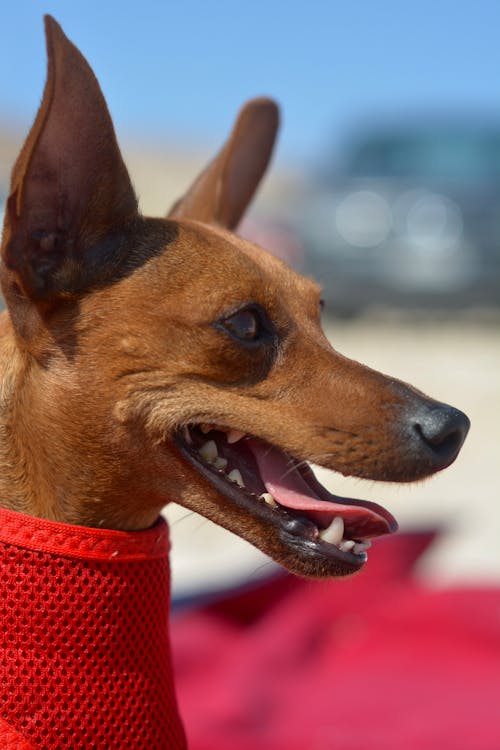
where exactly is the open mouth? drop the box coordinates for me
[175,424,398,575]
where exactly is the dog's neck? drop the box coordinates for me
[0,314,82,523]
[0,312,162,530]
[0,314,37,517]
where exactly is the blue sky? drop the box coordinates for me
[0,1,499,166]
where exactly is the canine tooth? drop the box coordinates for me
[339,540,355,552]
[260,492,278,508]
[214,457,228,470]
[319,517,344,545]
[226,429,246,444]
[200,423,214,434]
[182,427,192,444]
[199,440,218,463]
[353,540,372,554]
[228,469,244,487]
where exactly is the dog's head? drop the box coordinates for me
[0,17,469,577]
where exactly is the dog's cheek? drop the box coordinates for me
[200,345,274,385]
[166,329,276,387]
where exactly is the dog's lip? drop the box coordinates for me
[172,425,398,575]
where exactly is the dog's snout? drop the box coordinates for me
[412,403,470,467]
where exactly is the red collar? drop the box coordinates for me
[0,507,186,749]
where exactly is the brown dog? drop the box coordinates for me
[0,15,468,748]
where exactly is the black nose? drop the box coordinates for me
[413,403,470,469]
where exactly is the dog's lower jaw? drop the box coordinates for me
[168,432,388,578]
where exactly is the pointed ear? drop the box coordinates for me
[168,97,279,230]
[1,15,138,304]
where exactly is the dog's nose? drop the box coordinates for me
[412,403,470,468]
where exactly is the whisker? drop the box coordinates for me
[278,453,341,481]
[167,510,198,527]
[191,516,212,536]
[249,560,279,579]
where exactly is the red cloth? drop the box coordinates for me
[172,533,500,750]
[0,507,186,750]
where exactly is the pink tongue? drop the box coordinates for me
[248,441,396,538]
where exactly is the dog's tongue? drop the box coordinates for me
[248,440,397,538]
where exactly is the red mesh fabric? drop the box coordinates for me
[0,507,186,750]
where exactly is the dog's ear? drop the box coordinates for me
[0,15,138,308]
[168,98,279,230]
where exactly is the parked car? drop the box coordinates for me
[295,123,500,314]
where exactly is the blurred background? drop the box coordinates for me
[1,2,499,747]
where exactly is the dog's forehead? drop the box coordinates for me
[179,220,322,306]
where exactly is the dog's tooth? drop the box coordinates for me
[182,427,192,445]
[353,540,372,554]
[199,440,218,463]
[228,469,244,487]
[214,457,228,470]
[319,516,344,545]
[260,492,278,508]
[339,540,355,553]
[226,429,246,444]
[200,423,214,434]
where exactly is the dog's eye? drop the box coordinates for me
[218,305,271,344]
[222,309,260,340]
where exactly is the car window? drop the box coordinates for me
[347,131,500,183]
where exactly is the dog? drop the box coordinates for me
[0,15,469,749]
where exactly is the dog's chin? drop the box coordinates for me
[172,423,398,578]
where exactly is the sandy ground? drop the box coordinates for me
[165,312,500,597]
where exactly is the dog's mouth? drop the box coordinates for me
[174,424,397,576]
